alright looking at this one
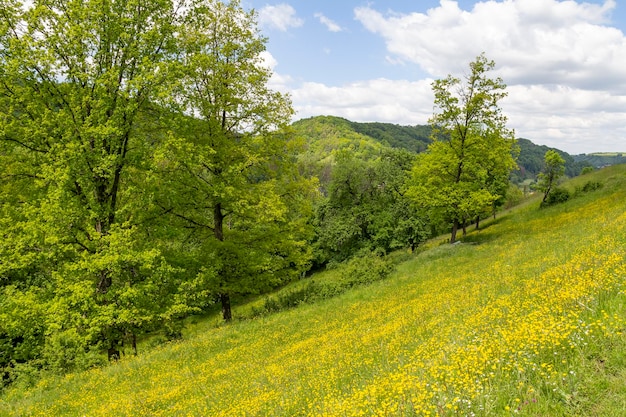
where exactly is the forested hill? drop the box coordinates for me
[292,116,592,180]
[514,138,591,181]
[291,115,430,155]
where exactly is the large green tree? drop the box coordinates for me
[408,54,517,243]
[154,0,314,322]
[0,0,191,371]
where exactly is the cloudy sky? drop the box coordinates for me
[244,0,626,154]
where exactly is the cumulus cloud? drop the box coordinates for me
[259,51,295,93]
[354,0,624,89]
[258,3,303,31]
[290,79,434,125]
[346,0,626,153]
[503,84,626,152]
[315,13,343,32]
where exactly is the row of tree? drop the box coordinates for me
[1,0,520,382]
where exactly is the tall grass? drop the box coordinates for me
[1,165,626,416]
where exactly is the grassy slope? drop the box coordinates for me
[2,166,626,416]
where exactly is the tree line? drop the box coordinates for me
[1,0,522,384]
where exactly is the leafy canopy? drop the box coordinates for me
[407,54,517,243]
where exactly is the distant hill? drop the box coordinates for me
[292,116,595,182]
[572,152,626,168]
[513,138,592,182]
[291,115,429,156]
[347,121,431,153]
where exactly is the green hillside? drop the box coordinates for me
[2,166,625,416]
[292,115,430,155]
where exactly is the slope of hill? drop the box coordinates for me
[2,165,625,416]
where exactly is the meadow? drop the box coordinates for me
[1,165,625,416]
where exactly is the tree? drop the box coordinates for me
[154,0,314,322]
[537,150,566,204]
[313,148,427,264]
[408,54,517,243]
[0,0,190,370]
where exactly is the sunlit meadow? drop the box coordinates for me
[2,165,626,416]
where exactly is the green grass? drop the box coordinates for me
[1,165,626,416]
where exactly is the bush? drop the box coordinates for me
[253,251,395,316]
[580,166,594,175]
[505,184,524,209]
[541,187,570,208]
[574,180,603,197]
[582,180,603,192]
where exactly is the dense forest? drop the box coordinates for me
[0,0,615,388]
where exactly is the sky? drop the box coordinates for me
[242,0,626,154]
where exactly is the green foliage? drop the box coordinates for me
[581,180,603,192]
[0,0,195,377]
[540,187,571,207]
[407,54,517,243]
[0,0,314,381]
[505,183,525,209]
[573,152,626,169]
[537,150,566,204]
[151,0,315,321]
[348,121,431,153]
[312,148,427,265]
[573,180,604,198]
[580,166,595,175]
[3,165,625,416]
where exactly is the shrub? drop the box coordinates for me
[253,251,395,316]
[582,180,603,192]
[580,166,594,175]
[574,180,603,197]
[541,187,570,208]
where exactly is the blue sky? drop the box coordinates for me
[244,0,626,154]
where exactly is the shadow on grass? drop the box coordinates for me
[460,214,511,245]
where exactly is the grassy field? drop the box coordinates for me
[1,165,626,416]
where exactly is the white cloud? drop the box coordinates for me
[354,0,623,87]
[503,85,626,152]
[314,13,343,32]
[259,51,295,92]
[290,79,434,126]
[258,4,303,32]
[348,0,626,153]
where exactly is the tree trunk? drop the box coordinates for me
[131,332,137,356]
[107,345,120,361]
[214,203,224,242]
[214,203,232,322]
[220,293,232,322]
[475,216,480,230]
[450,219,459,244]
[462,219,467,237]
